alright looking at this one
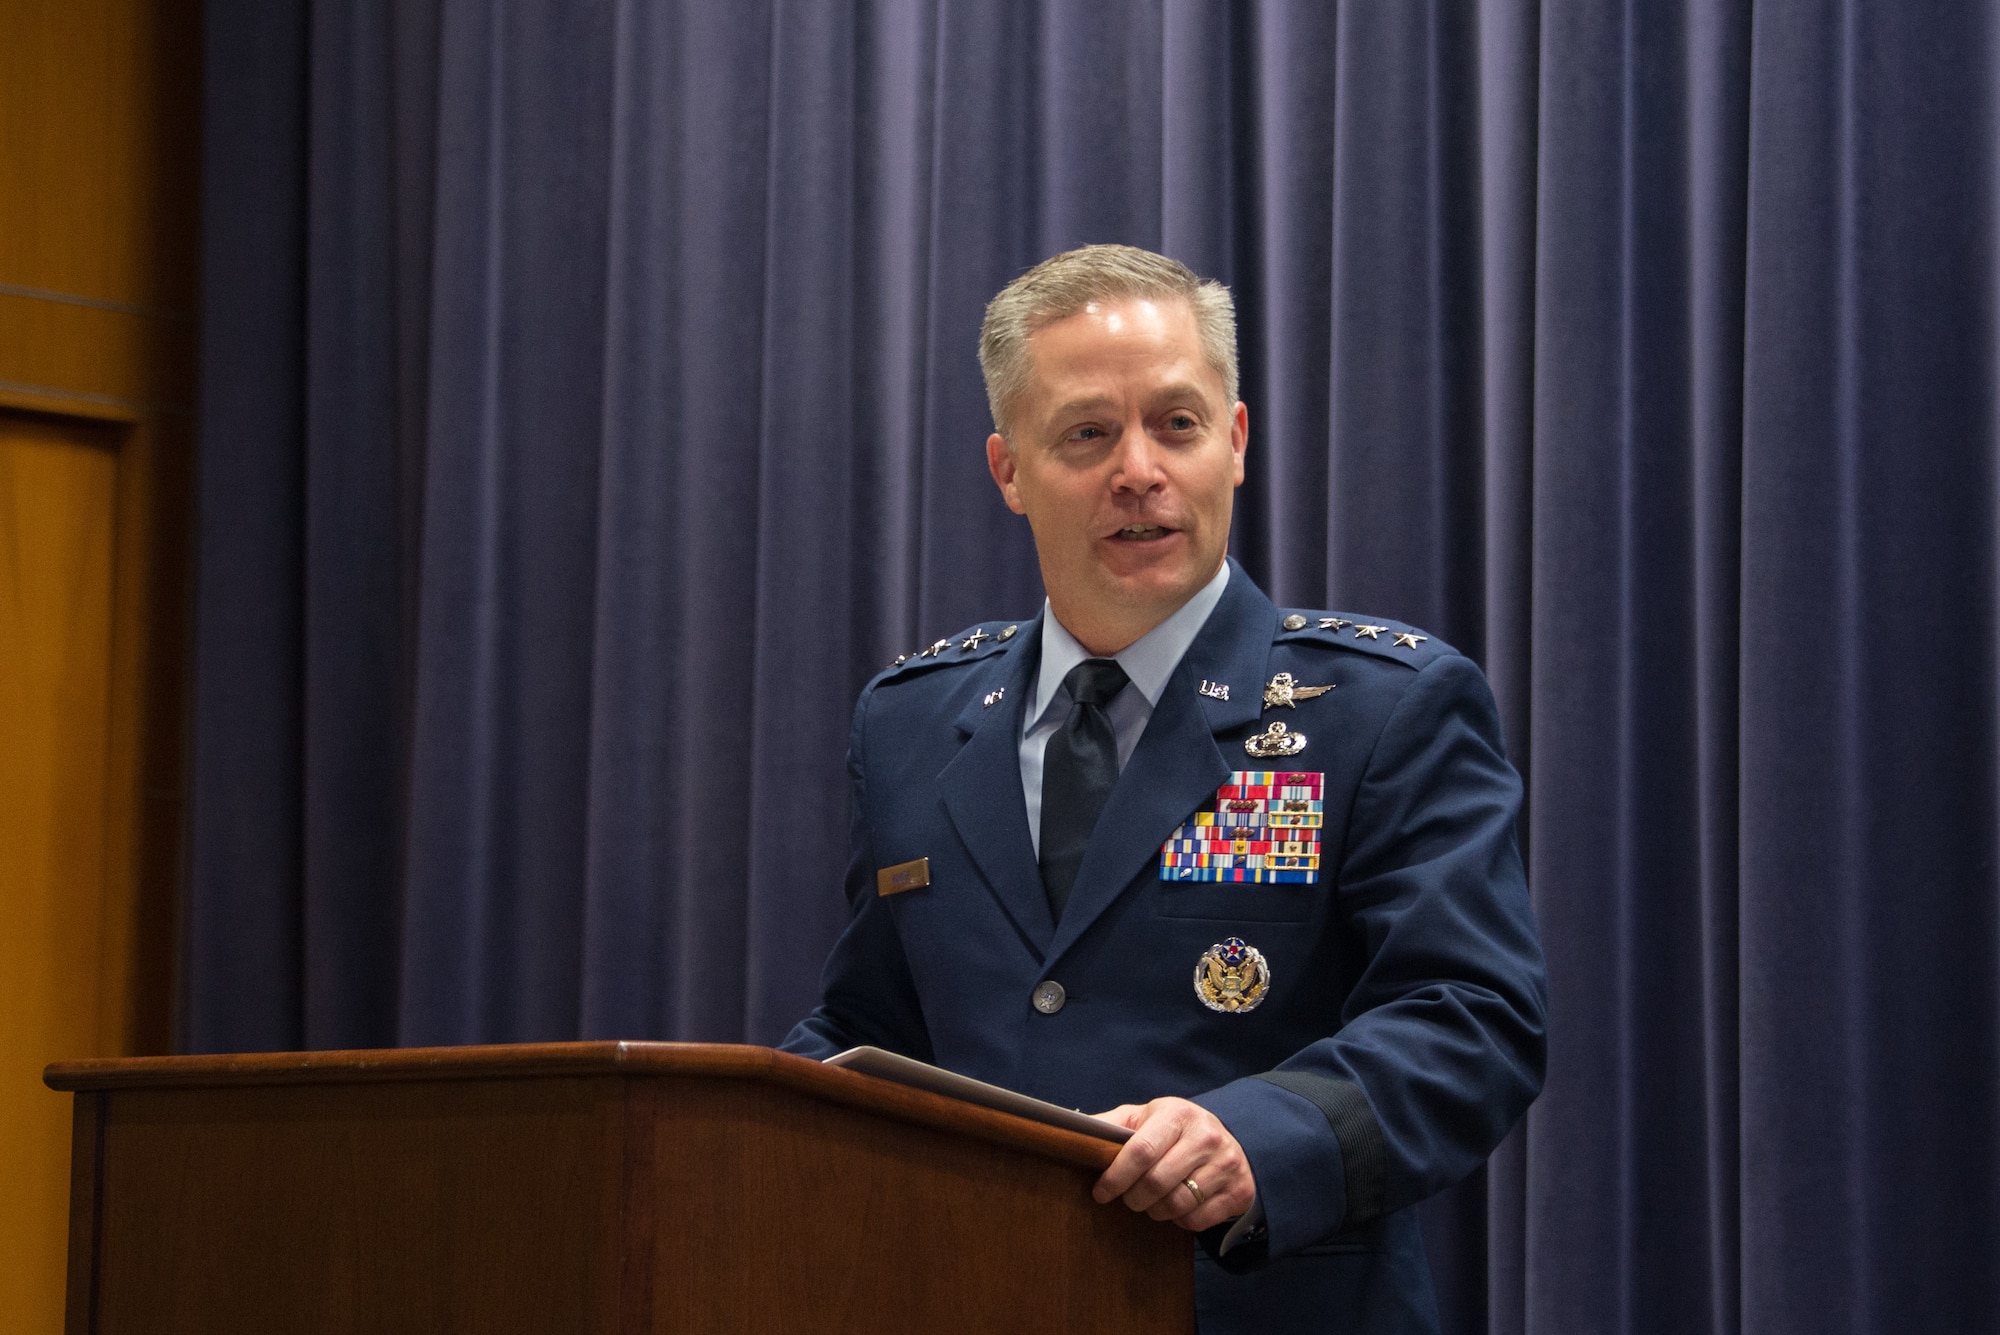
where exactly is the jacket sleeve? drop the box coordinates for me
[1191,652,1547,1266]
[778,685,936,1063]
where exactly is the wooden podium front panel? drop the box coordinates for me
[627,1076,1192,1333]
[55,1046,1194,1335]
[80,1077,627,1335]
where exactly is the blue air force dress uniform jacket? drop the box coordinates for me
[782,562,1547,1335]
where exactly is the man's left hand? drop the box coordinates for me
[1092,1097,1256,1231]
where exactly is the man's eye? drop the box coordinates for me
[1073,426,1104,441]
[1168,414,1196,431]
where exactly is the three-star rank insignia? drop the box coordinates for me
[1195,937,1271,1013]
[1246,720,1307,758]
[1263,672,1334,709]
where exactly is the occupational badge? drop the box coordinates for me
[1159,771,1323,883]
[1195,937,1271,1013]
[1245,720,1307,758]
[1262,672,1334,709]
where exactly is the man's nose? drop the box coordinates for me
[1110,425,1168,490]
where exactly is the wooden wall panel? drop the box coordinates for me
[0,411,122,1327]
[0,0,201,311]
[0,0,201,1329]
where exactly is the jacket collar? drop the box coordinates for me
[939,611,1055,951]
[935,562,1280,963]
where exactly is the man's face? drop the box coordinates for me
[986,296,1248,654]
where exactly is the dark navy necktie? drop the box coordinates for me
[1039,657,1130,920]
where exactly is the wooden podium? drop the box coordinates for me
[44,1043,1193,1334]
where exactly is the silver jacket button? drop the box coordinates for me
[1031,979,1067,1014]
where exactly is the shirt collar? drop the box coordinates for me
[1025,560,1233,731]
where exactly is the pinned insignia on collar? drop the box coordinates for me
[1352,624,1387,640]
[1195,937,1270,1013]
[961,628,991,651]
[1319,617,1349,631]
[1263,672,1333,709]
[998,624,1019,641]
[1394,632,1428,649]
[1199,679,1230,701]
[1245,720,1307,758]
[891,653,911,667]
[983,688,1005,708]
[1281,614,1309,631]
[920,638,951,658]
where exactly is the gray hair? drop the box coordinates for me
[977,244,1239,437]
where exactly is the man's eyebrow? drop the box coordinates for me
[1050,395,1116,420]
[1148,382,1213,408]
[1048,386,1214,421]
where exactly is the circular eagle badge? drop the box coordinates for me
[1195,937,1271,1013]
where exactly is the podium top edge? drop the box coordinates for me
[42,1042,1121,1172]
[44,1041,797,1090]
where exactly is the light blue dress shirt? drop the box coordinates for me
[1019,560,1232,857]
[1015,558,1262,1246]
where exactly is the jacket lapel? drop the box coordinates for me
[937,614,1055,953]
[1045,564,1276,962]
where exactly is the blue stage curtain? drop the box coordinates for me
[187,2,2000,1330]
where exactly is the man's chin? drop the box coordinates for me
[1093,558,1207,615]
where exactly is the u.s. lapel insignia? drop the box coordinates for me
[1245,720,1307,758]
[1262,672,1334,709]
[1198,679,1230,701]
[982,688,1005,708]
[1195,937,1270,1013]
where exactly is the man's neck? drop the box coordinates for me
[1060,618,1150,659]
[1046,564,1229,658]
[1029,561,1234,733]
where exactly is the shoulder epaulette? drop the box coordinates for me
[878,619,1025,681]
[1272,609,1453,669]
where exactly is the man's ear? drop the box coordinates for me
[1230,401,1249,487]
[987,432,1027,514]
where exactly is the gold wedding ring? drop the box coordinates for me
[1183,1177,1205,1208]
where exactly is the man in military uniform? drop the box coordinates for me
[782,244,1546,1334]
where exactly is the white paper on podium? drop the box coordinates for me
[823,1046,1133,1144]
